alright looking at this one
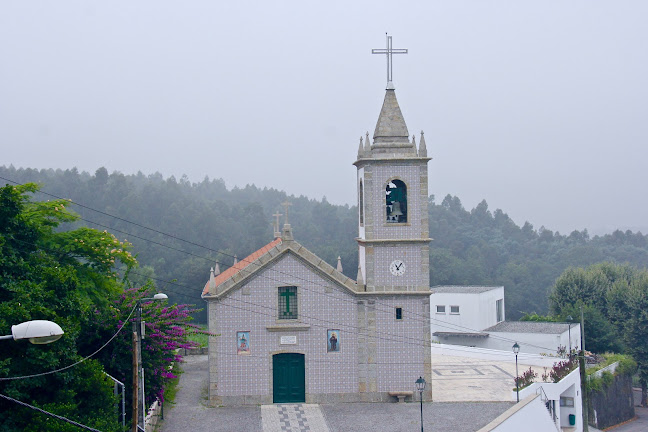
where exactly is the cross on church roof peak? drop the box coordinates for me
[272,211,283,238]
[372,33,408,89]
[281,201,292,225]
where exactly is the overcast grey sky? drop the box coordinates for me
[1,1,646,235]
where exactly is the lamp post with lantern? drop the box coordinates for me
[513,342,520,402]
[415,376,426,432]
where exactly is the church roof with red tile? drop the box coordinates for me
[202,237,282,296]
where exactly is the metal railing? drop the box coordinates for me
[103,372,126,429]
[536,386,560,431]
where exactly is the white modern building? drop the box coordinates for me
[431,286,581,356]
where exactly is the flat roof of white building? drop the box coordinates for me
[484,321,571,334]
[431,285,503,294]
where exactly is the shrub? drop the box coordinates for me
[545,358,578,383]
[515,367,537,389]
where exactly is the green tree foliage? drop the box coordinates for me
[82,283,201,418]
[607,273,648,406]
[3,166,648,323]
[0,183,135,431]
[549,263,648,406]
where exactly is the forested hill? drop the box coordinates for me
[3,165,648,322]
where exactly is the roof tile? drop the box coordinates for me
[202,238,282,296]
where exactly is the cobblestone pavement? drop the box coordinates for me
[261,404,330,432]
[159,355,514,432]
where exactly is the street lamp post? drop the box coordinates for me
[415,376,426,432]
[1,320,64,344]
[512,342,520,403]
[132,293,168,432]
[566,315,573,357]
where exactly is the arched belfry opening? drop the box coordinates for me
[386,179,407,223]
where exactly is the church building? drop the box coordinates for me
[202,50,433,405]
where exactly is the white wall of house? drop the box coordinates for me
[430,287,504,338]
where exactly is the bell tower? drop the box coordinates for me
[355,38,431,292]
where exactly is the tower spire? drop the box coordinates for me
[372,89,411,147]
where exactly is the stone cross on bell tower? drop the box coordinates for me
[372,33,408,89]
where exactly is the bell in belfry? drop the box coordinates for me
[391,201,404,217]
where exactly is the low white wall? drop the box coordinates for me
[431,343,558,368]
[145,399,161,432]
[478,394,559,432]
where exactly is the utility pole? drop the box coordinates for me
[132,332,138,432]
[579,306,589,432]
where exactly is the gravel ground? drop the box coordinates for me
[159,355,513,432]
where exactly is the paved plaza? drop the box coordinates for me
[158,355,515,432]
[430,351,543,402]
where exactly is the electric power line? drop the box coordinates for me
[0,304,136,381]
[1,176,566,354]
[0,393,103,432]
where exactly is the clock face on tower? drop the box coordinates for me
[389,259,406,276]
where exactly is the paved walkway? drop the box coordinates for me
[158,355,515,432]
[261,404,329,432]
[158,355,262,432]
[605,388,648,432]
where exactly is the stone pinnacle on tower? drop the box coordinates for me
[418,130,427,157]
[209,267,216,290]
[356,264,364,287]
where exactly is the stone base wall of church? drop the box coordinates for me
[210,390,433,406]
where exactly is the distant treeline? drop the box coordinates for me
[3,165,647,322]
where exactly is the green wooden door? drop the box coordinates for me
[273,353,305,403]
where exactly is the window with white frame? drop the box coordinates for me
[496,299,503,322]
[450,305,460,314]
[436,305,446,314]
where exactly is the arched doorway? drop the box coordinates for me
[272,353,305,403]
